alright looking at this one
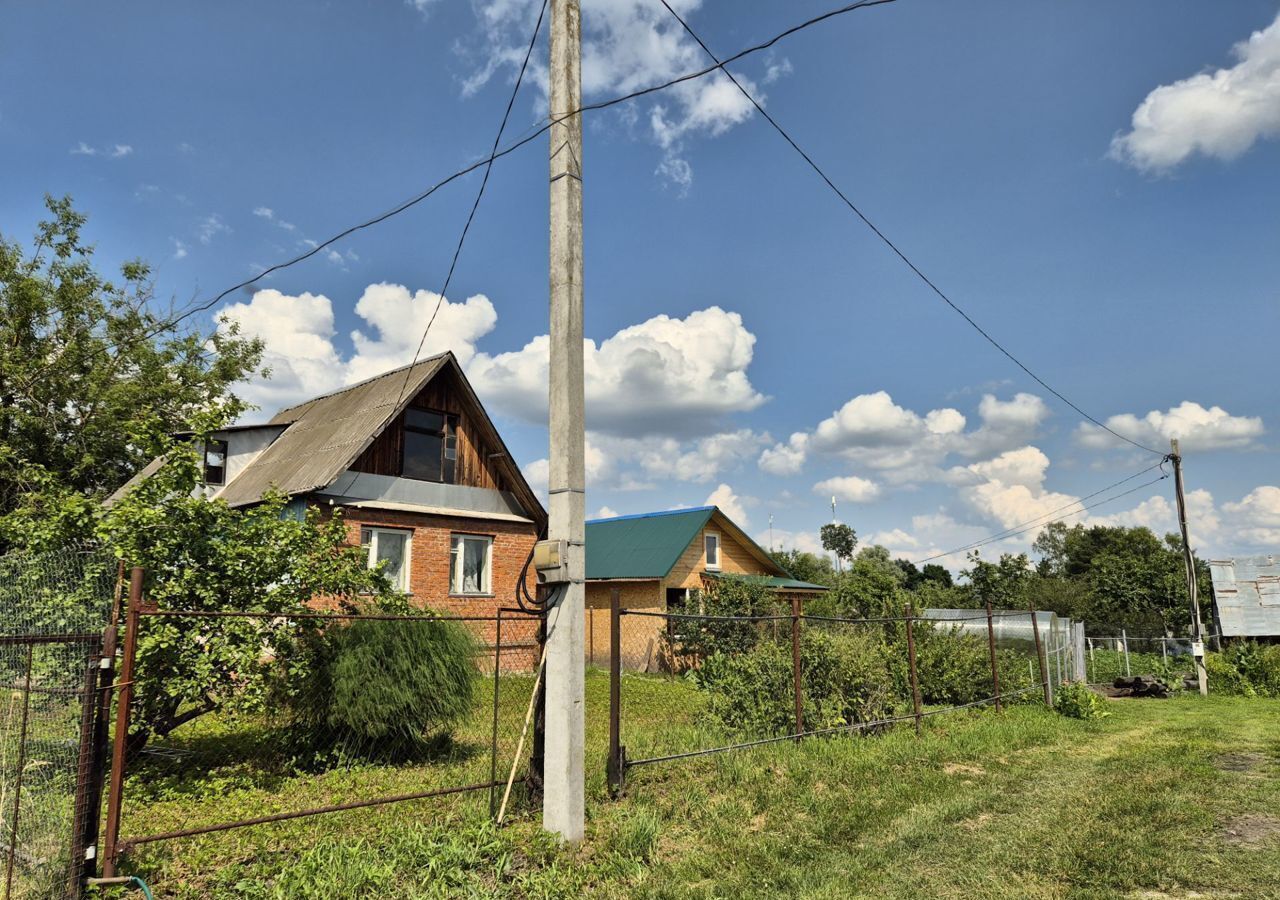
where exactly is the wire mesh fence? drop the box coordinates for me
[1084,633,1209,689]
[601,592,1055,794]
[0,547,116,900]
[102,600,544,884]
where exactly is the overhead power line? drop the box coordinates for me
[391,0,549,409]
[24,0,904,393]
[656,0,1163,457]
[912,464,1171,566]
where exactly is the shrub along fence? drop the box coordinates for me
[602,589,1055,796]
[98,579,544,881]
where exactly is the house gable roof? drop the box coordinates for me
[585,506,792,581]
[210,354,546,531]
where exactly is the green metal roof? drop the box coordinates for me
[585,507,716,579]
[705,572,829,593]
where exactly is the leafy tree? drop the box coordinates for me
[1031,522,1211,635]
[102,435,396,749]
[921,563,953,588]
[0,195,262,548]
[962,551,1033,610]
[769,549,836,587]
[820,522,857,565]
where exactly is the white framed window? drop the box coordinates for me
[450,534,493,595]
[704,532,721,571]
[360,527,411,592]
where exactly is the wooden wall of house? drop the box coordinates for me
[663,516,774,591]
[349,367,511,493]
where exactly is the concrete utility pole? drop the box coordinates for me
[1170,439,1209,696]
[544,0,586,843]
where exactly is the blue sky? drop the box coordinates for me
[3,0,1279,569]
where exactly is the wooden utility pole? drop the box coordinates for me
[544,0,585,843]
[1170,439,1208,696]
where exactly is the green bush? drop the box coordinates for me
[1205,642,1280,697]
[697,628,896,736]
[1054,682,1110,720]
[907,625,994,706]
[664,578,784,660]
[289,614,479,760]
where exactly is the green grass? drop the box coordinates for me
[101,676,1280,899]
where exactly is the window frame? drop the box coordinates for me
[704,532,721,571]
[360,526,412,593]
[400,407,459,484]
[450,533,494,596]
[203,438,229,486]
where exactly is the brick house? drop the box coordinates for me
[583,507,828,670]
[112,353,546,654]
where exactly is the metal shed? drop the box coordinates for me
[1210,555,1280,639]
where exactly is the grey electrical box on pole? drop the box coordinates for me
[1170,439,1209,696]
[544,0,586,843]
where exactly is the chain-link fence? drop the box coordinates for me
[101,597,544,888]
[0,547,116,900]
[1084,633,1210,689]
[600,592,1054,795]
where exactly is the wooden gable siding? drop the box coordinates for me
[349,367,510,493]
[662,522,772,591]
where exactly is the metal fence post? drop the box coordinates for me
[68,649,102,895]
[905,605,922,736]
[489,609,503,819]
[984,597,1002,712]
[791,595,803,740]
[1122,628,1131,677]
[1031,609,1052,707]
[607,588,623,797]
[102,567,142,879]
[4,644,34,900]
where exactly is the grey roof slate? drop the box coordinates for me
[216,355,448,507]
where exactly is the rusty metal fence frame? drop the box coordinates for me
[605,588,1052,796]
[1,632,110,900]
[0,550,118,900]
[99,576,544,878]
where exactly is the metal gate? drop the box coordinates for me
[0,549,115,900]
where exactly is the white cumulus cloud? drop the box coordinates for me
[705,483,751,527]
[469,306,766,438]
[216,284,498,412]
[462,0,775,188]
[1111,12,1280,171]
[1223,486,1280,547]
[813,475,881,504]
[1076,401,1264,452]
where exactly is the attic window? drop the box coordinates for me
[705,533,721,571]
[402,409,458,483]
[203,439,228,485]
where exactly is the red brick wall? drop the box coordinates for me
[336,506,540,668]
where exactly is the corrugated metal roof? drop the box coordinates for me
[586,507,715,579]
[1210,555,1280,637]
[216,355,450,507]
[705,572,829,593]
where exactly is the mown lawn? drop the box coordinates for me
[102,676,1280,899]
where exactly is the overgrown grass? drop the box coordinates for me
[100,676,1280,899]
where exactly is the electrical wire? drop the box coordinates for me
[912,472,1170,565]
[909,457,1168,563]
[18,0,902,391]
[390,0,549,411]
[656,0,1163,457]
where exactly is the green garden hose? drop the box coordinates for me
[127,876,155,900]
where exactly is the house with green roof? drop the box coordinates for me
[583,506,827,670]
